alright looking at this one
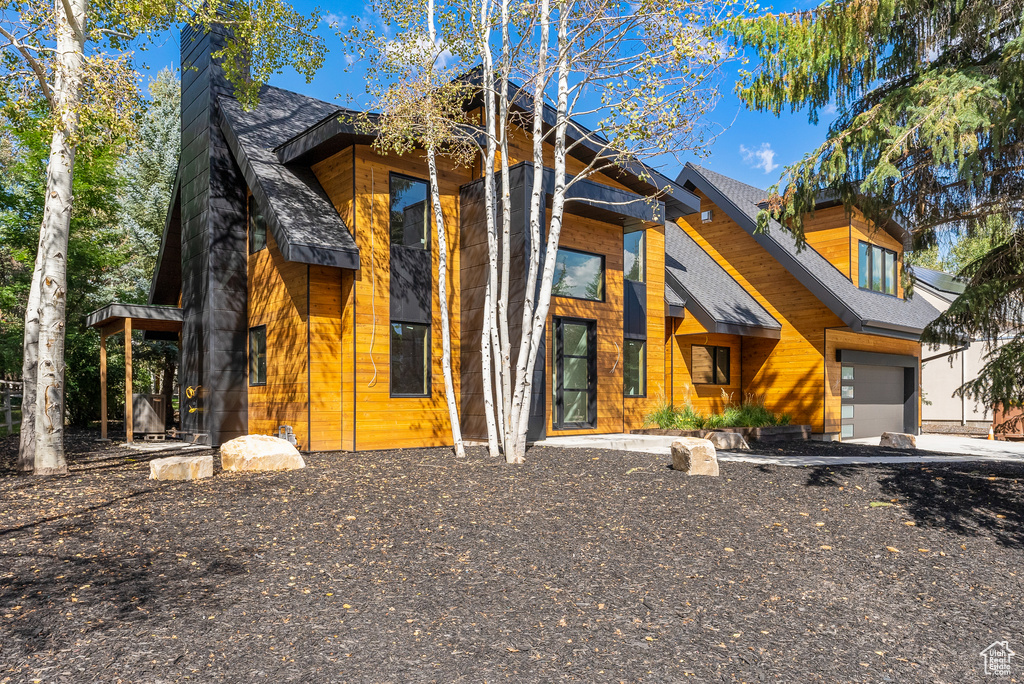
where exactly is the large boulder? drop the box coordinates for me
[671,437,719,476]
[880,432,917,449]
[150,454,213,481]
[706,431,749,451]
[220,435,306,472]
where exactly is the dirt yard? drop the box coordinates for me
[1,432,1022,682]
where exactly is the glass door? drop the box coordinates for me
[553,318,597,429]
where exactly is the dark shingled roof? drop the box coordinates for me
[665,222,781,338]
[219,86,360,269]
[909,265,966,301]
[678,163,940,339]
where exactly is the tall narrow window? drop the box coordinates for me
[692,345,730,385]
[248,195,266,253]
[624,339,646,396]
[249,326,267,386]
[390,322,430,397]
[551,248,605,301]
[624,230,645,283]
[390,175,429,249]
[858,241,898,294]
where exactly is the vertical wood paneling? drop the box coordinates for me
[247,229,310,449]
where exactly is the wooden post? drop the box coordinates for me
[124,317,133,443]
[100,333,107,440]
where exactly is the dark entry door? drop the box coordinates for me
[553,318,597,429]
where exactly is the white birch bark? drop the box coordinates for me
[511,1,570,463]
[506,0,550,463]
[425,0,465,458]
[17,245,43,472]
[427,148,465,458]
[497,0,513,450]
[478,0,503,458]
[34,0,86,475]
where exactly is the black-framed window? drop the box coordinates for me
[390,322,430,397]
[692,344,729,385]
[249,325,267,386]
[858,241,897,295]
[624,230,645,283]
[248,195,267,253]
[390,174,430,249]
[624,339,646,397]
[551,248,605,302]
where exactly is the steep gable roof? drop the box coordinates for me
[664,222,781,338]
[677,163,940,339]
[218,85,360,269]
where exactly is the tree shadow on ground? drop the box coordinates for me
[802,462,1024,549]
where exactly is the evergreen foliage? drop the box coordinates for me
[726,0,1024,413]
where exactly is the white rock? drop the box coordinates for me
[880,432,917,449]
[220,434,305,472]
[706,432,749,451]
[671,437,719,476]
[150,455,213,481]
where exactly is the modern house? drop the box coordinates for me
[89,24,943,449]
[666,165,939,440]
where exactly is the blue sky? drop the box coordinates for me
[135,0,832,192]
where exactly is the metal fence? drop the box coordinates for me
[1,380,22,437]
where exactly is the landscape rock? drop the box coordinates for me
[220,435,306,472]
[671,437,719,476]
[880,432,917,449]
[705,431,749,450]
[149,454,213,481]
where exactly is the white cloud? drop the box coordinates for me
[322,12,344,28]
[739,143,778,174]
[822,102,837,116]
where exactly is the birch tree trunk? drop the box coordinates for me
[511,2,569,463]
[506,0,550,463]
[33,0,86,476]
[17,245,44,472]
[427,147,466,458]
[497,0,513,449]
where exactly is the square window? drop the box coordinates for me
[624,231,645,283]
[390,175,430,249]
[624,339,645,396]
[841,424,854,439]
[249,326,267,386]
[841,386,854,399]
[841,366,854,380]
[248,195,266,253]
[390,322,430,396]
[841,405,854,420]
[692,345,730,385]
[551,248,605,301]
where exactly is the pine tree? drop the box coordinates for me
[727,0,1024,415]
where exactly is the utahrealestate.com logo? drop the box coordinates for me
[981,640,1016,677]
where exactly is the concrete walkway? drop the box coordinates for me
[533,433,1024,467]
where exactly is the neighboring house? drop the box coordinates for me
[911,266,994,429]
[87,26,943,449]
[668,165,940,440]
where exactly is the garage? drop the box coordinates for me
[837,350,919,439]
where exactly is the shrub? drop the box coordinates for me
[643,400,790,430]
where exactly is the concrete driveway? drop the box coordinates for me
[534,432,1024,466]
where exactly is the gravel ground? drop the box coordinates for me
[1,431,1022,683]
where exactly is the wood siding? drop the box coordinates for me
[676,190,848,432]
[667,315,743,415]
[247,230,310,449]
[623,224,666,430]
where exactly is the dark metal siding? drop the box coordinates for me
[178,24,249,446]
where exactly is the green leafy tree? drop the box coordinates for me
[2,0,326,474]
[727,0,1024,417]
